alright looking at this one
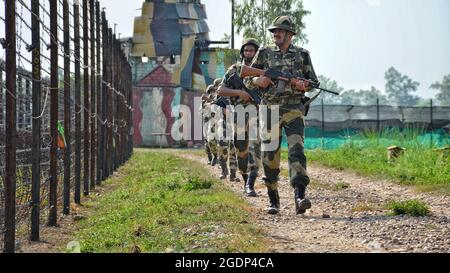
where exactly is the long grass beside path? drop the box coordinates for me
[73,149,268,253]
[281,129,450,194]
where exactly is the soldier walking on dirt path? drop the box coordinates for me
[218,38,262,196]
[247,16,319,215]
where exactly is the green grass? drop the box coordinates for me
[280,129,450,194]
[386,200,431,217]
[308,144,449,187]
[73,150,268,253]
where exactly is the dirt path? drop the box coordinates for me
[177,151,450,253]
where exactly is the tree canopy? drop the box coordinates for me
[233,0,310,46]
[431,75,450,106]
[385,67,420,106]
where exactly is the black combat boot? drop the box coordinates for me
[245,172,258,197]
[266,188,280,215]
[229,169,240,182]
[294,185,312,215]
[219,161,228,180]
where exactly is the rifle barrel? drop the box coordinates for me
[315,87,340,96]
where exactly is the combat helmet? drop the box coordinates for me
[268,16,297,35]
[240,38,260,57]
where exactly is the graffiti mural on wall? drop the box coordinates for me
[133,65,202,147]
[127,1,242,148]
[131,45,234,148]
[133,87,202,147]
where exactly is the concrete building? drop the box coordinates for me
[125,0,235,148]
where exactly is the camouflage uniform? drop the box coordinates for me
[216,107,239,181]
[209,79,239,181]
[203,85,218,166]
[203,108,217,164]
[220,63,262,194]
[248,16,318,214]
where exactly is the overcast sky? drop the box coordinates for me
[3,0,449,99]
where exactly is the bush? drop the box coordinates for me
[183,177,213,191]
[387,200,430,217]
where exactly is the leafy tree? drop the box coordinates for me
[339,90,363,105]
[233,0,310,46]
[430,75,450,106]
[359,86,388,105]
[311,75,344,105]
[221,33,231,42]
[384,67,420,106]
[311,76,390,106]
[339,87,388,105]
[415,98,433,107]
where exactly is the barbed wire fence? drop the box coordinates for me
[0,0,133,253]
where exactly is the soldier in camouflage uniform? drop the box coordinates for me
[203,84,218,166]
[218,38,262,196]
[248,16,318,215]
[212,79,239,182]
[216,105,239,182]
[207,79,239,181]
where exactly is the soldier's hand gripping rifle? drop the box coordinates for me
[239,65,340,96]
[213,96,231,109]
[226,72,262,105]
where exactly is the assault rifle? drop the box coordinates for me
[213,96,231,109]
[240,65,340,96]
[225,72,262,105]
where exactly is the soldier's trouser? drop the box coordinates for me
[234,112,261,176]
[218,140,237,171]
[233,113,249,176]
[208,139,218,157]
[261,104,309,190]
[205,139,212,157]
[248,111,261,174]
[218,115,237,171]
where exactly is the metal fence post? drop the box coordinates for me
[377,97,380,145]
[377,96,380,134]
[108,28,113,176]
[48,0,59,227]
[430,99,433,148]
[74,0,81,204]
[83,0,90,196]
[113,34,118,171]
[30,0,41,242]
[101,13,108,179]
[129,64,133,157]
[4,0,17,253]
[106,27,112,178]
[63,0,71,216]
[321,98,325,149]
[95,0,102,185]
[89,0,96,190]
